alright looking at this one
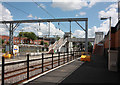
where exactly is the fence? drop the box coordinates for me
[1,51,81,85]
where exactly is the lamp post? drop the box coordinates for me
[100,17,111,70]
[100,17,111,53]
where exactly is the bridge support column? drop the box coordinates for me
[85,20,88,52]
[9,23,14,54]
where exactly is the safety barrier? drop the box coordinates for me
[1,51,81,85]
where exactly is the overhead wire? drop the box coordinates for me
[32,0,67,30]
[3,2,65,36]
[3,2,41,34]
[4,2,30,16]
[32,0,55,19]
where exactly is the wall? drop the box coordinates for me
[0,35,49,45]
[104,21,120,71]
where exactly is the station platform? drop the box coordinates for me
[25,54,120,85]
[60,54,120,84]
[24,59,84,85]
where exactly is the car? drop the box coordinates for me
[80,52,91,61]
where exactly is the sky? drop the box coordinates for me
[0,0,119,38]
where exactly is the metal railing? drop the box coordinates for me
[1,51,81,85]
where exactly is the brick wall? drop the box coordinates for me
[0,35,49,45]
[103,21,120,70]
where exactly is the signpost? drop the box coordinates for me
[13,45,19,55]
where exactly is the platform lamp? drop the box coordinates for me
[100,17,111,53]
[100,17,111,70]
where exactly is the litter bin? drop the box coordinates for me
[108,50,118,72]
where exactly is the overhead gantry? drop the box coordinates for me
[0,18,88,54]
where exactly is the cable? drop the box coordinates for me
[3,2,35,20]
[32,0,55,19]
[32,0,67,30]
[4,2,29,16]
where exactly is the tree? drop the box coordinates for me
[18,32,37,42]
[40,40,44,45]
[18,32,24,37]
[44,42,48,47]
[72,36,76,38]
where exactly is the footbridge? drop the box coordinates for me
[68,38,95,42]
[48,37,95,53]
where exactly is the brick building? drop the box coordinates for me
[0,35,49,45]
[93,20,120,71]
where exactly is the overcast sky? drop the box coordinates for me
[0,0,118,38]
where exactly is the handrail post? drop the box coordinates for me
[42,53,44,73]
[27,54,29,80]
[52,53,53,69]
[73,51,74,60]
[63,52,65,64]
[75,51,76,59]
[58,52,60,66]
[2,56,5,85]
[67,51,69,62]
[70,51,73,61]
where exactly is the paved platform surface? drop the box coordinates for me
[59,54,120,84]
[25,59,84,85]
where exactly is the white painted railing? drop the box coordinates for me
[48,38,68,53]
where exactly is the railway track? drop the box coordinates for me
[0,52,80,85]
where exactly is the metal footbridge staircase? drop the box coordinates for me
[48,38,67,53]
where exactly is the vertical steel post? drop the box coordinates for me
[52,53,53,69]
[63,52,65,64]
[70,21,71,53]
[9,23,12,54]
[11,23,14,54]
[42,53,44,73]
[108,17,111,70]
[27,54,29,80]
[2,56,4,85]
[70,21,71,38]
[49,22,50,37]
[73,51,74,60]
[67,51,69,62]
[85,20,88,52]
[71,51,72,60]
[58,52,60,66]
[109,17,111,52]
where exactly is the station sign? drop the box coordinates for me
[13,45,19,54]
